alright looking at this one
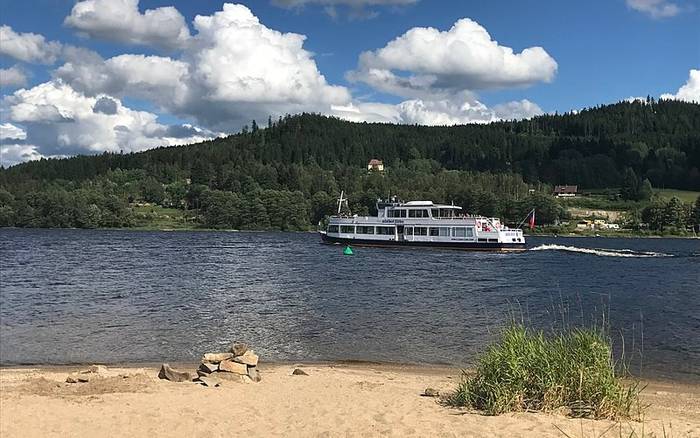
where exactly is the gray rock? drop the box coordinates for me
[219,359,248,375]
[232,350,258,367]
[65,376,79,383]
[229,342,248,356]
[292,368,308,376]
[158,363,192,382]
[422,388,440,397]
[247,366,261,382]
[202,352,233,363]
[199,362,218,373]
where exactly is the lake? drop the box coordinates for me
[0,229,698,381]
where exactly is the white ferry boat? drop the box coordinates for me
[320,195,526,251]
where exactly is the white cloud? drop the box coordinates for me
[64,0,191,50]
[0,25,62,64]
[626,0,681,18]
[3,80,217,159]
[0,123,27,140]
[348,18,557,98]
[57,3,351,131]
[55,51,190,110]
[0,144,45,167]
[0,66,28,88]
[661,69,700,102]
[332,96,543,126]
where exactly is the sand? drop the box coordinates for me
[1,363,698,437]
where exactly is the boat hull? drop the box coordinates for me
[320,232,526,251]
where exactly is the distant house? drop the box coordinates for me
[554,185,578,197]
[367,159,384,172]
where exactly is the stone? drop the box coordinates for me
[202,352,233,363]
[422,388,440,397]
[197,376,222,387]
[218,359,248,375]
[66,376,79,383]
[199,362,219,373]
[292,368,308,376]
[197,369,210,378]
[247,366,261,382]
[158,363,192,382]
[229,342,248,356]
[232,350,258,367]
[215,372,248,383]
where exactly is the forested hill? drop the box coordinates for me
[2,99,700,190]
[0,99,699,231]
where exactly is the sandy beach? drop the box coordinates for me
[1,363,698,437]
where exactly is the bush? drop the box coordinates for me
[448,325,641,419]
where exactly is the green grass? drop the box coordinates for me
[448,325,642,420]
[130,204,197,229]
[654,189,699,204]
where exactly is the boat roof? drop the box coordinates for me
[397,201,461,210]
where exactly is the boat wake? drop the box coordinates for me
[529,244,671,258]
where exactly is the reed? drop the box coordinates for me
[448,325,642,420]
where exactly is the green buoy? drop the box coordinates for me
[343,245,354,255]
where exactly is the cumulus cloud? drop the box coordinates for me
[626,0,681,18]
[64,0,191,50]
[332,96,543,126]
[57,3,351,131]
[2,80,217,159]
[0,25,62,64]
[0,122,27,140]
[661,69,700,102]
[55,51,190,110]
[348,18,557,98]
[0,66,28,88]
[0,144,45,167]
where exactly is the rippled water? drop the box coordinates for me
[1,229,698,380]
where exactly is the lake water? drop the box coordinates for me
[1,229,698,381]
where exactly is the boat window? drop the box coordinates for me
[340,225,355,234]
[414,227,428,236]
[429,227,439,236]
[404,227,413,235]
[328,225,339,233]
[375,226,394,235]
[408,209,416,218]
[439,209,452,218]
[356,226,374,234]
[452,227,467,238]
[431,209,439,218]
[439,228,450,237]
[465,227,474,237]
[388,209,407,218]
[399,209,407,218]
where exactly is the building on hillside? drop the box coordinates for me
[553,185,578,197]
[367,159,384,172]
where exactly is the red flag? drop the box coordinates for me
[529,210,535,230]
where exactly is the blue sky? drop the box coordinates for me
[1,0,699,166]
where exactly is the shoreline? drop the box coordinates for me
[2,360,698,383]
[1,226,698,239]
[2,362,699,437]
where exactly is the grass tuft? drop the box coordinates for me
[448,325,642,420]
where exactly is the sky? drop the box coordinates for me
[0,0,699,167]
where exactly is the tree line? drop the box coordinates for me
[0,99,699,231]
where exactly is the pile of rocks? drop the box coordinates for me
[195,342,261,387]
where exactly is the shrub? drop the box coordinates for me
[448,325,641,419]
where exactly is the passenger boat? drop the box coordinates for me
[319,194,526,251]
